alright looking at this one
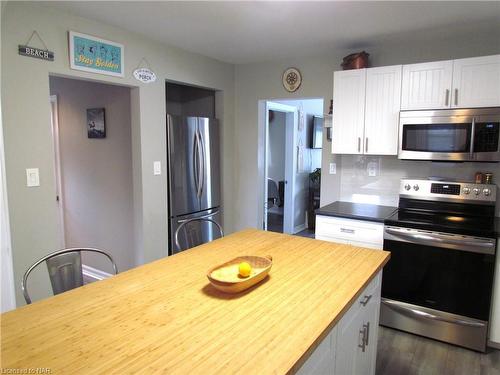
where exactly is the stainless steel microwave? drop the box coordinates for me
[398,108,500,162]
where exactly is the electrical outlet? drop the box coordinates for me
[367,161,378,177]
[329,163,336,175]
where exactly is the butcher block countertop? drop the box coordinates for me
[1,229,390,374]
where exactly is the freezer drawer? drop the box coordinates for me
[170,209,222,254]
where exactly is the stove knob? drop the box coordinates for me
[483,188,491,196]
[413,184,419,191]
[404,184,411,191]
[463,187,471,194]
[473,188,481,196]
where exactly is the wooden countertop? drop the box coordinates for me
[1,229,390,374]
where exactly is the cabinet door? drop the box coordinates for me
[296,326,337,375]
[334,296,366,375]
[364,65,402,155]
[451,55,500,108]
[401,60,453,110]
[332,69,366,154]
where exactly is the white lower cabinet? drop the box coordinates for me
[315,215,384,250]
[297,272,382,375]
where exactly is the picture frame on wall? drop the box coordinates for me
[69,31,124,77]
[87,108,106,138]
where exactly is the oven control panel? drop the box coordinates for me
[400,179,497,203]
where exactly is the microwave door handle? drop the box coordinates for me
[470,117,475,160]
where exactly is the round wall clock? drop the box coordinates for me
[282,67,302,92]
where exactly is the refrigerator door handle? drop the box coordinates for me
[195,129,203,198]
[177,210,220,223]
[198,129,205,197]
[193,130,200,197]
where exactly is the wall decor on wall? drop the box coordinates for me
[18,31,54,61]
[87,108,106,138]
[69,31,124,77]
[282,67,302,93]
[133,57,157,83]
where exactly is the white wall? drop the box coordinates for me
[234,28,500,231]
[268,111,286,183]
[2,2,234,305]
[49,76,135,273]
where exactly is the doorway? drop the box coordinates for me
[259,98,324,235]
[263,101,297,234]
[49,76,135,275]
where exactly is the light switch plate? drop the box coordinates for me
[26,168,40,187]
[153,161,161,175]
[329,163,336,175]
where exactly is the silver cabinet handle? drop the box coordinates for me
[455,88,459,106]
[357,137,361,153]
[340,228,355,234]
[445,89,450,106]
[381,299,485,328]
[358,326,366,352]
[360,294,372,306]
[365,138,368,153]
[364,322,370,346]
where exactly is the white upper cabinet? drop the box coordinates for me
[364,65,402,155]
[401,60,453,110]
[402,55,500,110]
[332,66,401,155]
[451,55,500,108]
[332,69,366,154]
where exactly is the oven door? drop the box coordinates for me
[398,115,473,161]
[381,226,496,351]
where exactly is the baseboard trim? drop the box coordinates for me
[293,223,307,234]
[488,340,500,350]
[82,264,112,284]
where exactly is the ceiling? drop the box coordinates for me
[40,1,500,64]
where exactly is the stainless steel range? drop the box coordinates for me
[381,178,497,352]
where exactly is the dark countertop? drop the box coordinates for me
[316,201,398,223]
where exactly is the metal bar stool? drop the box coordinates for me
[22,248,118,304]
[174,218,224,251]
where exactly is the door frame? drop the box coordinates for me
[50,95,66,248]
[260,100,298,234]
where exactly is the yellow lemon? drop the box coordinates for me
[238,262,252,277]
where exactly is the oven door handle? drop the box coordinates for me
[384,227,495,255]
[382,299,486,328]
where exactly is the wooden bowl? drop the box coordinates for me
[207,255,273,293]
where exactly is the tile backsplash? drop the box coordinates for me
[338,155,500,215]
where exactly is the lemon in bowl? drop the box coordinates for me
[238,262,252,277]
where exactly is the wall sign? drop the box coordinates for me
[69,31,124,77]
[133,68,156,83]
[18,46,54,61]
[18,31,54,61]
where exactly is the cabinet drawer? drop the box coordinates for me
[316,215,383,248]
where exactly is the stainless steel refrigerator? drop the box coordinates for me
[167,114,221,254]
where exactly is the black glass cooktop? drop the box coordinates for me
[385,209,496,238]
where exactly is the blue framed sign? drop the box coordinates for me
[69,31,124,77]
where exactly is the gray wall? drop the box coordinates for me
[233,27,500,231]
[2,2,235,305]
[49,76,135,273]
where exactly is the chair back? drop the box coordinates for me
[22,248,117,304]
[174,218,224,251]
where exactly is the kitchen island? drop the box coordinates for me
[1,229,390,374]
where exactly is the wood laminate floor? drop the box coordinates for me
[376,326,500,375]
